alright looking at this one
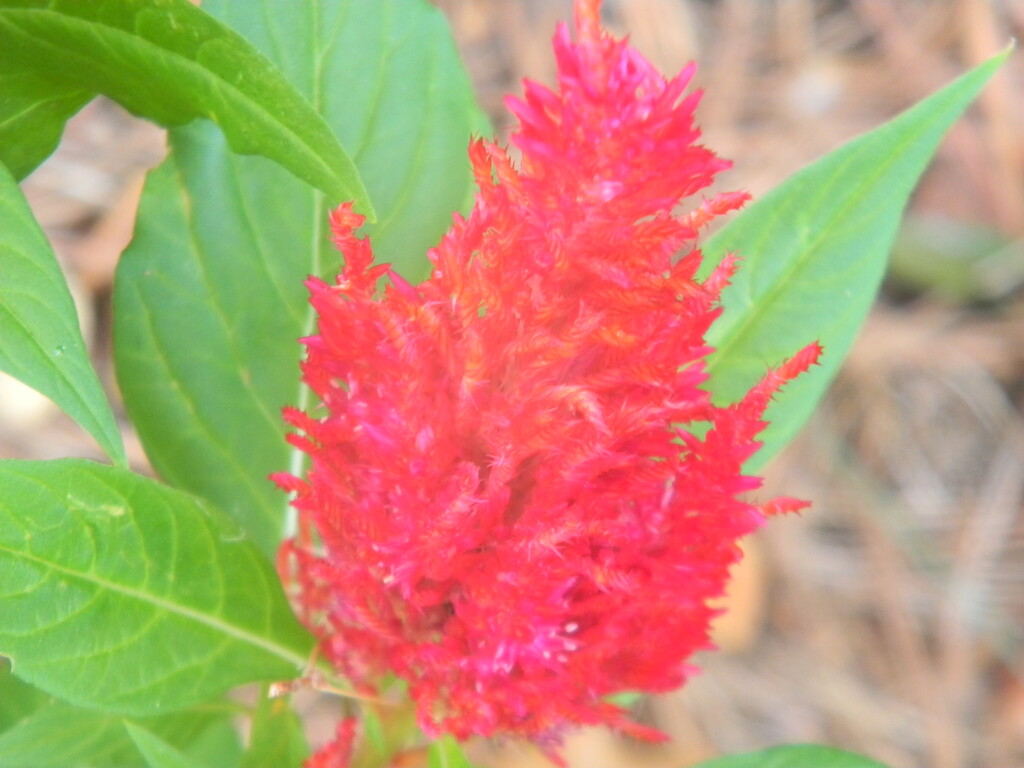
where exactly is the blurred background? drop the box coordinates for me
[6,1,1024,767]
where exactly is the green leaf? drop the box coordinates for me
[703,49,1009,470]
[182,717,243,768]
[693,744,890,768]
[238,693,307,768]
[0,701,143,768]
[125,722,197,768]
[114,0,484,555]
[113,144,302,556]
[0,459,313,715]
[0,0,372,214]
[427,736,478,768]
[0,698,232,768]
[0,71,90,179]
[0,163,125,465]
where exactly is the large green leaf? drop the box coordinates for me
[0,459,313,715]
[693,744,890,768]
[0,698,233,768]
[0,0,371,214]
[703,50,1008,470]
[114,0,484,555]
[0,163,125,465]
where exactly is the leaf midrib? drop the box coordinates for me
[0,539,307,670]
[705,97,955,379]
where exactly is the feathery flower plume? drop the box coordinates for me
[274,0,821,756]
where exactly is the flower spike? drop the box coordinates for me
[276,0,821,759]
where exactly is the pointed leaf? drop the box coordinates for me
[0,698,232,768]
[0,0,372,213]
[114,0,484,554]
[125,722,197,768]
[703,50,1009,469]
[693,744,890,768]
[428,736,478,768]
[182,718,243,768]
[0,459,313,715]
[0,701,142,768]
[0,163,125,464]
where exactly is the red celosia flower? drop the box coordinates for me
[274,0,821,754]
